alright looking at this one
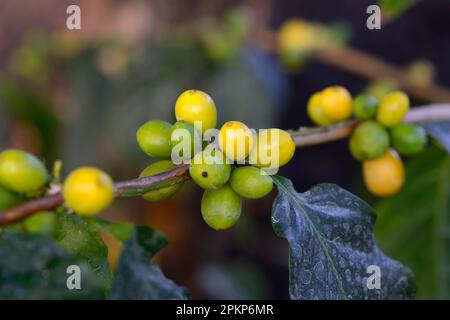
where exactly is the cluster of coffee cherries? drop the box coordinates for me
[0,148,115,218]
[135,89,296,230]
[307,86,428,197]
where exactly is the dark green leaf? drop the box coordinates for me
[423,121,450,154]
[375,146,450,298]
[112,226,189,300]
[272,176,416,300]
[0,231,106,299]
[54,213,113,297]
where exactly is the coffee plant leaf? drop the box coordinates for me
[0,231,107,299]
[272,176,416,300]
[54,213,113,298]
[112,226,189,300]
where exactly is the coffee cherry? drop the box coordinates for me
[349,121,390,161]
[363,149,404,197]
[0,184,22,210]
[307,92,333,126]
[189,149,231,189]
[352,93,378,120]
[201,184,242,230]
[230,166,273,199]
[277,19,315,69]
[63,167,114,216]
[170,121,201,162]
[0,149,48,193]
[391,124,427,156]
[249,129,295,169]
[218,121,254,161]
[278,19,315,53]
[321,86,352,122]
[136,120,172,159]
[139,160,184,202]
[377,91,410,128]
[175,89,217,133]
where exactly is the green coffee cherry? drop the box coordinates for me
[391,124,428,156]
[0,184,22,209]
[23,211,56,236]
[230,166,273,199]
[0,149,48,192]
[352,93,378,120]
[201,184,242,230]
[170,121,201,162]
[136,120,172,159]
[189,149,231,190]
[139,160,185,202]
[349,121,390,161]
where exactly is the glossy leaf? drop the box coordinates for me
[272,176,416,300]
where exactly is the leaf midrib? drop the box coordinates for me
[273,177,348,299]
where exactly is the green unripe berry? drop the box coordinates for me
[139,160,185,202]
[0,149,48,192]
[201,184,242,230]
[170,121,201,162]
[189,149,231,190]
[230,166,273,199]
[136,120,172,159]
[352,93,378,120]
[391,124,428,156]
[23,211,56,236]
[0,184,22,209]
[349,121,390,161]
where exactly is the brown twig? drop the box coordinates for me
[254,29,450,103]
[1,105,450,227]
[0,164,190,227]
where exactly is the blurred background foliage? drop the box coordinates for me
[0,0,449,299]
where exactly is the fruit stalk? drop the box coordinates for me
[1,104,449,227]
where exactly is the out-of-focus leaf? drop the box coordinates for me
[379,0,419,18]
[375,147,450,298]
[112,226,189,300]
[54,213,113,297]
[0,82,59,159]
[272,176,416,300]
[0,231,106,299]
[423,121,450,154]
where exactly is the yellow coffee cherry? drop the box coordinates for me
[249,129,295,169]
[377,91,410,128]
[307,92,333,126]
[175,89,217,133]
[321,86,353,122]
[218,121,254,161]
[363,149,405,197]
[63,167,114,216]
[277,19,315,53]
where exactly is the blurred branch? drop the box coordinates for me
[254,29,450,103]
[1,104,450,226]
[0,165,190,227]
[291,104,450,146]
